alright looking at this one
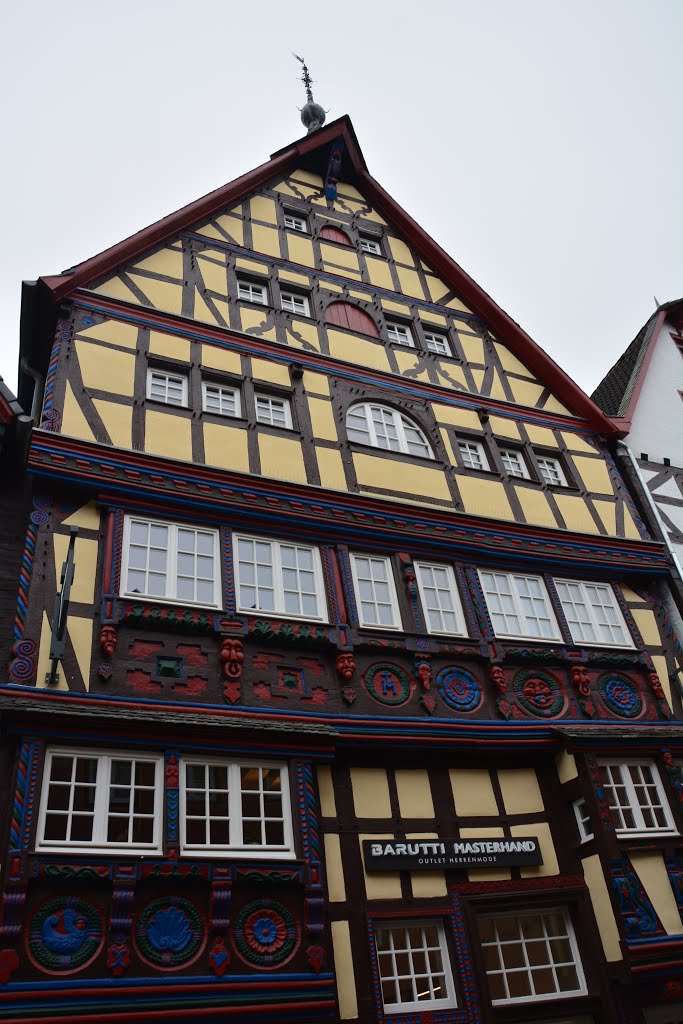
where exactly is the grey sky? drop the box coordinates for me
[3,0,681,402]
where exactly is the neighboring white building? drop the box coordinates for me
[593,298,683,629]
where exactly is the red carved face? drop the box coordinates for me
[221,639,244,664]
[99,626,117,657]
[522,677,553,707]
[336,654,356,680]
[417,663,431,683]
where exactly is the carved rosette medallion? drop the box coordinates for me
[513,669,566,718]
[363,663,411,706]
[134,897,205,971]
[26,897,103,974]
[436,667,482,713]
[233,899,300,969]
[599,673,644,719]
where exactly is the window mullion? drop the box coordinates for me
[95,756,109,846]
[394,413,407,455]
[273,543,285,615]
[231,763,242,847]
[623,768,644,830]
[511,577,526,632]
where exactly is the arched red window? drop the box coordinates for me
[325,302,379,337]
[320,225,352,246]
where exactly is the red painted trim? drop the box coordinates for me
[35,115,614,435]
[72,294,597,433]
[620,309,666,429]
[0,999,335,1024]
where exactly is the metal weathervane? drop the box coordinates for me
[293,53,326,134]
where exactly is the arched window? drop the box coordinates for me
[320,225,352,246]
[325,302,379,337]
[346,403,434,459]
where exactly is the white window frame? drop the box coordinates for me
[536,454,567,487]
[457,439,490,472]
[386,322,415,347]
[414,561,467,636]
[424,331,452,357]
[120,516,221,608]
[554,579,633,648]
[359,236,382,255]
[479,908,586,1005]
[350,553,402,630]
[500,448,530,479]
[180,758,293,858]
[478,570,562,642]
[237,278,268,305]
[202,381,241,418]
[375,920,457,1013]
[254,393,293,429]
[346,402,433,459]
[283,211,307,233]
[573,798,593,843]
[598,760,677,836]
[280,290,311,317]
[146,368,188,407]
[36,748,163,855]
[233,533,328,621]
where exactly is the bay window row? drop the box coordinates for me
[37,748,293,857]
[121,516,634,648]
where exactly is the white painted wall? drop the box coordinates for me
[627,316,683,464]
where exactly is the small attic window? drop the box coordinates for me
[325,302,379,338]
[359,235,382,256]
[320,225,352,246]
[283,211,307,233]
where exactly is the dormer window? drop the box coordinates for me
[283,211,307,233]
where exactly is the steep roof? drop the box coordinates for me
[592,298,683,426]
[26,115,616,434]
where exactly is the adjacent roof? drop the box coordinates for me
[26,115,616,434]
[592,298,683,426]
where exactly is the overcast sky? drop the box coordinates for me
[3,0,681,401]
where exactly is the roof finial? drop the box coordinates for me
[292,53,326,134]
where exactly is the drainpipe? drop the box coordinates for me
[19,359,44,423]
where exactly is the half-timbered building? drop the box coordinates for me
[3,111,683,1024]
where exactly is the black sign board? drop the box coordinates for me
[362,837,543,871]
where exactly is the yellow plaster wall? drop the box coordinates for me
[320,244,360,272]
[508,378,545,409]
[132,245,183,278]
[308,398,338,442]
[286,234,315,268]
[249,195,278,223]
[630,608,661,647]
[201,345,242,374]
[351,769,391,818]
[652,655,672,707]
[581,854,623,961]
[395,770,434,819]
[433,405,481,431]
[93,399,132,450]
[359,835,402,899]
[494,343,533,377]
[78,319,138,350]
[323,835,346,902]
[573,456,614,496]
[396,266,424,299]
[279,269,310,286]
[498,769,544,814]
[203,424,250,474]
[515,486,557,528]
[54,534,98,606]
[460,827,510,882]
[303,371,330,396]
[250,358,290,387]
[450,769,498,817]
[76,341,136,397]
[554,494,600,535]
[149,331,191,363]
[316,766,336,817]
[67,616,93,692]
[331,921,358,1020]
[630,853,683,934]
[555,751,578,784]
[197,254,228,296]
[251,224,280,258]
[239,307,276,339]
[327,330,392,373]
[593,499,617,537]
[407,833,447,897]
[36,611,67,691]
[459,334,484,364]
[92,276,142,306]
[457,476,515,521]
[489,416,521,441]
[316,448,347,491]
[235,257,269,275]
[145,411,192,462]
[62,502,101,531]
[131,276,182,316]
[353,454,451,501]
[287,320,321,350]
[525,424,559,447]
[514,822,559,878]
[258,435,307,485]
[562,432,597,454]
[61,382,96,442]
[365,257,395,291]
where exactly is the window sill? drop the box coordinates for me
[180,847,295,859]
[144,398,190,412]
[120,593,222,612]
[348,441,438,465]
[495,635,564,645]
[237,608,329,626]
[35,845,163,857]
